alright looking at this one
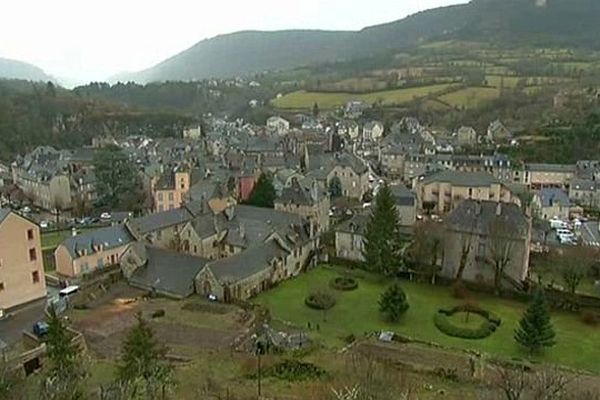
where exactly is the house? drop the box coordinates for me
[486,120,512,143]
[390,184,417,227]
[416,171,517,214]
[533,188,572,221]
[126,207,194,249]
[337,121,360,140]
[305,150,370,200]
[0,209,46,311]
[335,214,369,262]
[521,163,576,190]
[196,238,295,302]
[152,169,193,212]
[569,179,600,209]
[182,125,202,140]
[54,225,134,278]
[274,179,330,232]
[344,101,367,119]
[456,126,477,147]
[442,200,531,287]
[121,243,208,299]
[363,121,385,142]
[266,116,290,136]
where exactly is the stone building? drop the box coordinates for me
[274,179,330,232]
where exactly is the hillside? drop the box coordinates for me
[117,0,600,83]
[0,57,53,82]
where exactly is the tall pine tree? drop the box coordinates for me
[514,290,556,354]
[245,173,276,208]
[362,184,403,275]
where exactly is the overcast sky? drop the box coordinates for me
[0,0,467,84]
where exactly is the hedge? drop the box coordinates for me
[434,305,501,340]
[305,292,336,310]
[329,276,359,291]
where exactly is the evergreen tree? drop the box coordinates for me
[362,184,403,275]
[514,290,556,354]
[94,145,141,211]
[245,173,276,208]
[312,102,320,118]
[118,313,174,398]
[379,283,409,322]
[43,306,85,399]
[328,176,342,198]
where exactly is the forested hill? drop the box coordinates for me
[0,57,54,82]
[117,0,600,83]
[0,80,193,161]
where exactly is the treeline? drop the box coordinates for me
[0,80,194,161]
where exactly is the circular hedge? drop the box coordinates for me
[305,292,336,310]
[434,305,501,340]
[329,276,358,291]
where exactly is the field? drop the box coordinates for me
[254,266,600,373]
[438,87,500,109]
[272,83,455,110]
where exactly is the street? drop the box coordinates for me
[580,221,600,248]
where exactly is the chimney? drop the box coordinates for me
[496,202,502,216]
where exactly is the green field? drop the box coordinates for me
[254,267,600,373]
[272,83,455,109]
[438,87,500,109]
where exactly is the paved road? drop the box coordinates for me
[581,222,600,247]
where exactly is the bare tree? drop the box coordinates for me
[488,217,515,293]
[455,232,473,282]
[496,366,528,400]
[531,367,574,400]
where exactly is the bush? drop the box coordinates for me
[379,283,409,323]
[305,291,336,310]
[329,276,358,291]
[151,309,165,319]
[581,310,600,326]
[434,305,502,339]
[253,360,327,382]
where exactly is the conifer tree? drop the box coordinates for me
[362,184,403,275]
[379,283,409,322]
[246,173,276,208]
[514,290,556,354]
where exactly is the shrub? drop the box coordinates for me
[379,283,409,323]
[305,291,336,310]
[251,360,327,382]
[329,276,359,291]
[151,309,165,318]
[581,310,600,326]
[433,305,502,339]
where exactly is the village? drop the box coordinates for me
[2,99,600,398]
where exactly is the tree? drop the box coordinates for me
[328,177,342,198]
[558,247,595,294]
[94,146,140,211]
[312,102,320,118]
[362,184,404,275]
[514,290,556,354]
[118,313,174,399]
[245,173,276,208]
[42,306,85,399]
[379,283,409,322]
[488,217,515,293]
[455,233,473,282]
[409,221,445,284]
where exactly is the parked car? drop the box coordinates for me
[550,219,569,230]
[39,220,49,229]
[32,321,49,337]
[100,212,111,220]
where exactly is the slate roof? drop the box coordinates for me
[445,200,529,238]
[420,170,501,187]
[129,246,208,298]
[570,179,597,192]
[60,225,134,259]
[0,208,10,225]
[276,180,323,207]
[389,185,416,207]
[538,188,571,207]
[525,163,576,173]
[127,208,193,236]
[203,239,287,284]
[336,214,370,235]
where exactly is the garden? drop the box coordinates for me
[254,266,600,373]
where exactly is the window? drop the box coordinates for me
[32,271,40,284]
[0,282,4,291]
[27,229,34,240]
[157,193,164,201]
[29,248,37,262]
[168,192,174,201]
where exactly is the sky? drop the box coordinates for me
[0,0,467,85]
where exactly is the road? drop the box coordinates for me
[580,221,600,248]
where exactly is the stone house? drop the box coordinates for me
[456,126,477,147]
[415,170,517,214]
[390,184,417,227]
[569,179,600,209]
[533,188,572,221]
[152,169,192,212]
[274,179,330,232]
[363,121,385,142]
[0,209,46,312]
[442,200,531,286]
[126,206,195,249]
[335,214,369,262]
[54,225,134,277]
[266,116,290,136]
[520,163,576,190]
[305,151,370,200]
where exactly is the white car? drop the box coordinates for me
[550,218,568,229]
[100,212,111,220]
[39,220,49,229]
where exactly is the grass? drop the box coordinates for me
[41,230,72,251]
[438,87,500,109]
[254,266,600,373]
[271,83,455,110]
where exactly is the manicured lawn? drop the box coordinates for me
[271,84,455,110]
[254,266,600,373]
[41,230,71,250]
